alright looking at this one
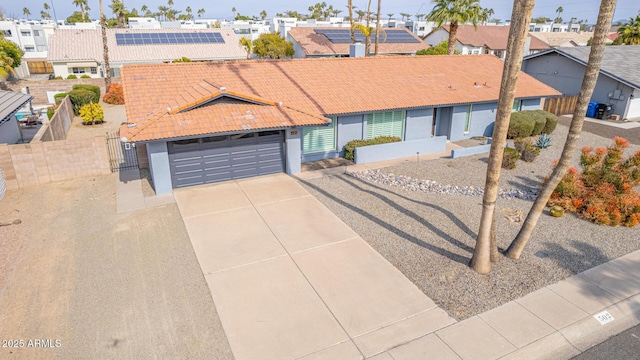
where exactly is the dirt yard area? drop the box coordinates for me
[64,102,126,140]
[0,175,233,359]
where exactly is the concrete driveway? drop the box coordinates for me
[174,174,454,360]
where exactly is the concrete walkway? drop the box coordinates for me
[115,168,175,213]
[174,174,455,360]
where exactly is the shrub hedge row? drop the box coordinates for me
[343,136,401,161]
[507,110,558,139]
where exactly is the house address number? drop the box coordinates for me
[593,311,614,325]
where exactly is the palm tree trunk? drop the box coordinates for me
[469,0,536,274]
[365,0,372,56]
[447,22,458,55]
[505,0,617,259]
[99,0,111,85]
[348,0,355,43]
[374,0,381,55]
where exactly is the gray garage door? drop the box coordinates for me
[168,130,285,188]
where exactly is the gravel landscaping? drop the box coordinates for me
[299,123,640,321]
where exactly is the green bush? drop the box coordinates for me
[68,89,99,115]
[507,112,535,139]
[53,92,68,105]
[51,76,63,80]
[343,136,401,161]
[502,147,521,169]
[72,84,101,99]
[66,74,77,79]
[46,107,55,120]
[80,74,91,78]
[508,110,558,139]
[515,138,540,162]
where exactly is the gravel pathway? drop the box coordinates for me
[299,123,640,321]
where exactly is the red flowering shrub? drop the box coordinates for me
[103,83,125,105]
[549,137,640,227]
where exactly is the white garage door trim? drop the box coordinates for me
[627,96,640,120]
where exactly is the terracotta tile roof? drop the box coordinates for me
[121,55,560,142]
[529,31,607,47]
[47,28,247,63]
[288,27,428,56]
[438,25,550,51]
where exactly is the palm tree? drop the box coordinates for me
[23,7,31,19]
[399,12,410,21]
[352,23,374,55]
[356,10,366,22]
[387,13,393,20]
[555,6,563,24]
[260,10,267,20]
[615,15,640,44]
[167,0,174,10]
[99,0,111,85]
[197,8,205,18]
[157,5,168,21]
[469,0,537,274]
[72,0,89,21]
[348,1,355,43]
[480,8,494,25]
[506,0,619,259]
[232,7,236,18]
[427,0,483,55]
[110,0,128,27]
[416,14,426,21]
[331,9,342,18]
[374,0,382,55]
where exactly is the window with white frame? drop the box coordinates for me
[2,30,11,37]
[24,46,35,52]
[366,110,405,139]
[71,67,86,74]
[33,30,42,36]
[302,118,336,154]
[464,105,472,134]
[90,67,97,74]
[20,31,31,36]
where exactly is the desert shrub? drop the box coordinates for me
[66,74,77,79]
[80,74,91,78]
[72,84,101,99]
[538,110,558,134]
[53,92,68,105]
[51,76,63,80]
[535,133,552,149]
[549,137,640,227]
[79,103,104,124]
[507,112,535,139]
[515,138,540,162]
[46,107,55,120]
[343,136,401,161]
[502,147,521,169]
[102,83,125,105]
[68,89,99,115]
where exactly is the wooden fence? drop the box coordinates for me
[544,95,579,116]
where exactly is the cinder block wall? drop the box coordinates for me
[0,136,111,190]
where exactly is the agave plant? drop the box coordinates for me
[535,133,552,149]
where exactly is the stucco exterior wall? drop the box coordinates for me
[405,108,432,140]
[0,117,21,144]
[146,141,172,195]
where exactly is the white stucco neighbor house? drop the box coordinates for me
[46,28,248,79]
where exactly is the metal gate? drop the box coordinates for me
[106,132,139,172]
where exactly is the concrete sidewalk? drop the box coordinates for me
[174,174,455,360]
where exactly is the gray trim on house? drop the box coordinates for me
[523,46,640,90]
[0,90,33,125]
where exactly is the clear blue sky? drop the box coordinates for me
[3,0,638,24]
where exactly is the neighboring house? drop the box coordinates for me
[522,46,640,120]
[529,22,581,33]
[0,19,57,77]
[120,55,558,194]
[0,90,33,144]
[47,28,247,78]
[288,27,427,58]
[423,25,550,59]
[529,31,605,47]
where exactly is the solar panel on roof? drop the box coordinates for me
[313,29,421,44]
[115,32,226,46]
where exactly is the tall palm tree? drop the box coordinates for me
[505,0,618,259]
[110,0,128,27]
[399,12,410,21]
[157,5,168,21]
[374,0,382,55]
[72,0,88,21]
[348,0,355,43]
[197,8,205,18]
[23,7,31,19]
[554,6,563,24]
[356,10,366,22]
[480,8,494,25]
[427,0,483,55]
[387,13,393,20]
[615,15,640,44]
[469,0,536,274]
[99,0,111,85]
